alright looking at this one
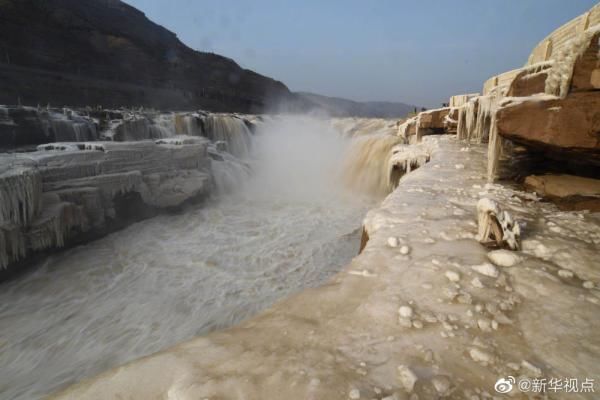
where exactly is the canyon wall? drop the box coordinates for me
[0,0,306,113]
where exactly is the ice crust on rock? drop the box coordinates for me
[398,305,413,318]
[487,249,522,267]
[0,136,213,269]
[477,197,521,250]
[471,262,499,278]
[445,270,460,282]
[397,365,418,392]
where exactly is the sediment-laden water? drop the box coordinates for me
[0,116,377,400]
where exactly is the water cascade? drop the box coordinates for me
[201,114,253,158]
[47,110,98,142]
[341,133,405,196]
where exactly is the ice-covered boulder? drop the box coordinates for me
[477,198,521,250]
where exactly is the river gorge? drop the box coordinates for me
[1,1,600,399]
[0,113,400,400]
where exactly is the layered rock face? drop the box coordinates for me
[0,0,303,112]
[0,107,260,274]
[401,3,600,206]
[0,138,212,272]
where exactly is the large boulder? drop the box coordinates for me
[417,107,449,131]
[525,174,600,211]
[506,65,550,97]
[496,92,600,164]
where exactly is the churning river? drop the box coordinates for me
[0,116,377,400]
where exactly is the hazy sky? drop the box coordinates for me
[126,0,597,107]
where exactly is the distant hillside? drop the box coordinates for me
[298,92,416,118]
[0,0,308,112]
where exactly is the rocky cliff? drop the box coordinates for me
[0,0,306,112]
[399,3,600,200]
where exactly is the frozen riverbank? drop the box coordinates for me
[53,135,600,399]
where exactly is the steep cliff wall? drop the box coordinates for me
[0,0,305,112]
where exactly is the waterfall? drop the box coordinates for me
[208,145,252,194]
[201,115,253,158]
[341,133,404,196]
[174,113,203,136]
[46,110,98,142]
[148,114,174,139]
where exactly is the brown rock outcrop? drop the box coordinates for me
[525,174,600,198]
[417,108,449,131]
[525,174,600,211]
[496,92,600,162]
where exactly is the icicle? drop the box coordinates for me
[456,105,467,140]
[397,120,410,141]
[0,224,26,269]
[0,168,42,227]
[487,113,502,182]
[387,144,431,190]
[28,201,88,252]
[414,115,423,143]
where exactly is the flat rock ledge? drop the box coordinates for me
[52,136,600,400]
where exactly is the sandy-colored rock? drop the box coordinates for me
[497,92,600,160]
[417,108,449,131]
[571,31,600,92]
[525,174,600,198]
[506,67,549,97]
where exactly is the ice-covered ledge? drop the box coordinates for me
[52,136,600,399]
[0,138,212,274]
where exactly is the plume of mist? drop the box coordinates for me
[243,115,349,202]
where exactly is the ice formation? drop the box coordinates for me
[544,25,600,97]
[0,138,212,269]
[477,197,521,250]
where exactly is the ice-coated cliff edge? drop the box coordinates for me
[0,108,265,273]
[399,3,600,186]
[0,138,212,272]
[51,136,600,400]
